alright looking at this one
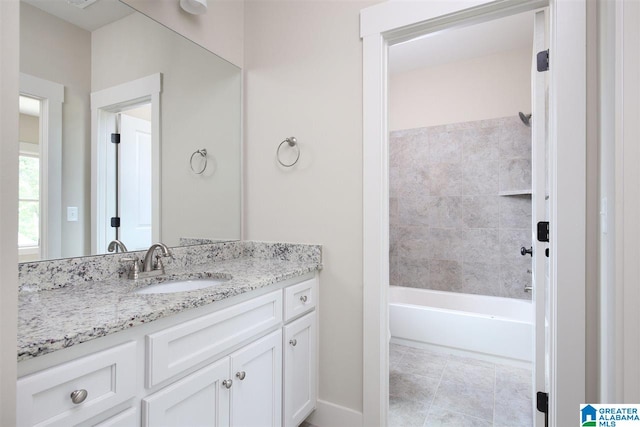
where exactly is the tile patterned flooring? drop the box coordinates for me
[389,344,533,427]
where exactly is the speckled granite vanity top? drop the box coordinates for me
[17,241,322,361]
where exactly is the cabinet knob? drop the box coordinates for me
[289,339,297,347]
[222,379,233,389]
[235,371,246,380]
[70,389,88,404]
[300,295,308,303]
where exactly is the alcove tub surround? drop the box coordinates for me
[18,241,322,361]
[389,116,532,300]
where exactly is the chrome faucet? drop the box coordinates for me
[142,242,171,274]
[107,239,128,253]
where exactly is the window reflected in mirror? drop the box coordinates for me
[18,95,42,262]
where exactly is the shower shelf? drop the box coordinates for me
[498,190,532,196]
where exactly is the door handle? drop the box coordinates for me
[521,246,533,257]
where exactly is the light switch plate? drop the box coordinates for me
[67,207,78,222]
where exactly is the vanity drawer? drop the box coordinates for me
[284,277,317,322]
[17,341,136,427]
[146,290,282,387]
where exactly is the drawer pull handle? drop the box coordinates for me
[70,389,88,404]
[222,379,233,389]
[300,295,308,303]
[289,339,297,347]
[236,371,246,380]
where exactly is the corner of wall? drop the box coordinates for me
[0,0,20,423]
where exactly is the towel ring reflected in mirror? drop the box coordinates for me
[190,148,208,174]
[277,136,300,167]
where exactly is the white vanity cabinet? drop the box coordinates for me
[17,273,318,427]
[282,278,317,427]
[142,330,282,427]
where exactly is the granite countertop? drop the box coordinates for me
[18,243,321,362]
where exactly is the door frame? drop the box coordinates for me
[19,73,64,260]
[90,73,161,254]
[360,0,586,425]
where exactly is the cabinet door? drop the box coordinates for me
[283,312,317,427]
[142,357,230,427]
[229,330,282,427]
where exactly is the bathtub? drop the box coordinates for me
[389,286,533,363]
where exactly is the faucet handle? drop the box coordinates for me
[120,256,140,279]
[154,255,165,272]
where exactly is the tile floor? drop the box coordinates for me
[389,343,533,427]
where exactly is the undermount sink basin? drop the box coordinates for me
[134,278,230,294]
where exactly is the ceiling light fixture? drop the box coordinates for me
[67,0,98,9]
[180,0,207,15]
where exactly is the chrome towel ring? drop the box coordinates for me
[277,137,300,167]
[190,149,207,174]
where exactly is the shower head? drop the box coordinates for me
[519,112,532,127]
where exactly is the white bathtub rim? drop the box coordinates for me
[390,301,531,324]
[389,285,533,323]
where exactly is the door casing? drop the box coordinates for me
[360,0,587,425]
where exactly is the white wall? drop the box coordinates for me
[243,0,378,417]
[20,2,91,258]
[0,0,19,424]
[389,48,531,130]
[123,0,244,68]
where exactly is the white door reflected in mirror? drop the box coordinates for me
[117,106,153,252]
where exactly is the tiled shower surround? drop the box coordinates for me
[389,116,532,300]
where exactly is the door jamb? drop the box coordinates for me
[360,1,587,425]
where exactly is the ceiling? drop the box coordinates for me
[23,0,134,32]
[389,10,535,75]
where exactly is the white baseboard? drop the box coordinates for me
[305,399,363,427]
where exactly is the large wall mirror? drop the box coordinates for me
[19,0,241,263]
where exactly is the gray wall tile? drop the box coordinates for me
[499,195,531,229]
[462,262,501,296]
[463,196,500,228]
[462,159,500,195]
[430,163,463,196]
[429,131,461,164]
[428,260,463,291]
[462,127,500,162]
[499,158,532,193]
[428,229,464,261]
[390,116,532,300]
[500,263,532,299]
[500,119,532,159]
[461,228,500,264]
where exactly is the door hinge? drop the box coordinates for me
[537,391,548,413]
[537,221,549,242]
[537,49,549,72]
[111,133,121,144]
[537,391,549,427]
[110,217,121,228]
